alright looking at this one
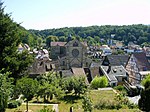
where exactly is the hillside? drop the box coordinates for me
[29,24,150,46]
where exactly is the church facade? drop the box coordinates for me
[50,39,92,70]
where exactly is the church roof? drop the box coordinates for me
[51,42,66,46]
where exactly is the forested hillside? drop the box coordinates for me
[29,24,150,46]
[19,26,42,47]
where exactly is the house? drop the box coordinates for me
[126,52,150,85]
[143,46,150,57]
[125,42,142,53]
[102,55,129,67]
[29,49,52,77]
[18,44,30,53]
[100,45,112,56]
[100,65,129,86]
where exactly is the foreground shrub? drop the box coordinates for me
[82,95,93,112]
[8,100,22,109]
[94,99,121,110]
[114,85,127,96]
[38,106,55,112]
[91,76,108,89]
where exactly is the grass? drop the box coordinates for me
[6,90,141,112]
[58,90,141,112]
[6,105,53,112]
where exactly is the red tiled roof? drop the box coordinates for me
[51,42,66,46]
[133,52,150,71]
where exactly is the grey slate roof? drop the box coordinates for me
[100,65,127,82]
[103,55,129,66]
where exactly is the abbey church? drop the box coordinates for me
[50,39,92,70]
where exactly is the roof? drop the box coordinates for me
[103,55,129,66]
[71,67,89,84]
[61,70,73,77]
[133,52,150,71]
[100,65,127,82]
[71,67,86,76]
[51,42,66,46]
[139,71,150,76]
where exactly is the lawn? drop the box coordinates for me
[58,90,141,112]
[6,104,53,112]
[6,90,141,112]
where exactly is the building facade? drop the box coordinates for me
[50,39,92,70]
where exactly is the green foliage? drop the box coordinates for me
[16,77,39,100]
[0,72,13,112]
[114,85,125,91]
[15,77,39,111]
[114,85,127,95]
[141,74,150,88]
[62,76,88,96]
[91,76,108,89]
[139,74,150,111]
[7,100,22,109]
[30,24,150,46]
[38,106,55,112]
[114,93,137,109]
[82,95,93,112]
[0,2,34,80]
[94,99,122,110]
[36,71,64,102]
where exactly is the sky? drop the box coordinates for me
[3,0,150,30]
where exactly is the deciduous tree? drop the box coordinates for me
[15,77,38,112]
[0,72,13,112]
[139,74,150,112]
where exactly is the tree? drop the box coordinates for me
[36,72,64,102]
[138,74,150,112]
[0,1,33,80]
[46,36,51,47]
[0,72,13,112]
[15,77,38,112]
[62,76,87,96]
[73,76,87,96]
[82,95,93,112]
[91,76,108,89]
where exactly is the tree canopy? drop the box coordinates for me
[139,74,150,112]
[0,1,33,79]
[15,77,38,111]
[0,72,13,112]
[30,24,150,46]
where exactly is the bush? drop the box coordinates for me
[8,100,22,109]
[94,99,122,110]
[114,85,125,91]
[82,96,93,112]
[114,85,127,96]
[38,106,55,112]
[91,76,108,89]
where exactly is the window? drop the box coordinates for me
[72,49,79,57]
[73,42,78,47]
